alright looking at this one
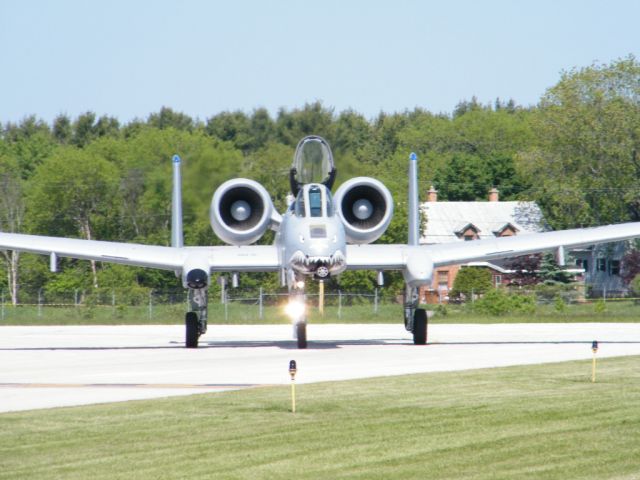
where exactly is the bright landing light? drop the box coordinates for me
[284,300,306,322]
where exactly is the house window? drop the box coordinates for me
[464,235,474,241]
[610,260,621,275]
[437,271,449,289]
[597,258,607,272]
[494,275,502,287]
[576,259,588,271]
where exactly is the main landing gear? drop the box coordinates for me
[295,320,307,349]
[404,285,428,345]
[185,288,208,348]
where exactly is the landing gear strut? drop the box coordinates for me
[404,285,427,345]
[288,271,308,349]
[295,320,307,349]
[185,288,208,348]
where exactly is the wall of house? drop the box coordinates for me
[420,265,510,304]
[572,242,628,297]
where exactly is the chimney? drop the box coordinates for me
[427,185,438,202]
[488,187,499,202]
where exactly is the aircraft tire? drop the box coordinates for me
[296,321,307,349]
[413,308,427,345]
[185,311,199,348]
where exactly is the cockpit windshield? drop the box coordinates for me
[293,184,335,218]
[309,186,322,217]
[291,136,335,187]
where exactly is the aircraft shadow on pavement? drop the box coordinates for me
[0,345,183,351]
[0,339,403,351]
[198,338,404,349]
[3,339,640,352]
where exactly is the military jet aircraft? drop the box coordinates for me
[2,135,640,348]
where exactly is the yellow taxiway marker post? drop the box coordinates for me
[591,340,599,383]
[289,360,297,413]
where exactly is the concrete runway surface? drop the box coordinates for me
[1,323,640,413]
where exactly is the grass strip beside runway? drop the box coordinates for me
[2,301,640,325]
[1,356,640,479]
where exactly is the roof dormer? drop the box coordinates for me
[455,223,480,241]
[493,223,519,237]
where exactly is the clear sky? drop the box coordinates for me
[1,0,638,124]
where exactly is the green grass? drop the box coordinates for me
[2,357,640,479]
[1,300,640,325]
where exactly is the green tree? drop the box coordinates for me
[148,107,195,132]
[434,153,490,200]
[276,102,335,147]
[450,267,492,300]
[52,114,72,144]
[519,56,640,228]
[205,111,253,152]
[26,147,121,287]
[0,155,25,303]
[538,253,574,284]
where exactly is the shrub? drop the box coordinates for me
[554,294,566,313]
[594,299,607,314]
[630,274,640,297]
[472,289,536,316]
[535,282,579,304]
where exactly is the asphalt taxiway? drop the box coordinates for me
[1,323,640,413]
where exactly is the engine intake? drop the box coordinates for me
[210,179,276,245]
[334,177,393,244]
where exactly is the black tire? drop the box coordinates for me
[296,322,307,349]
[185,311,199,348]
[413,308,427,345]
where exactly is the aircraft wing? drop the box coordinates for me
[0,233,281,272]
[346,222,640,270]
[426,222,640,266]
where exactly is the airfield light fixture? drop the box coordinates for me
[591,340,599,383]
[285,300,306,322]
[289,360,297,413]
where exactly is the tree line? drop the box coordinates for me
[1,56,639,304]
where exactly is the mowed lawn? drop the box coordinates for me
[2,356,640,479]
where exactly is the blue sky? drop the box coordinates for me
[1,0,638,124]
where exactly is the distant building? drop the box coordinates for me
[419,187,547,303]
[571,243,628,297]
[418,186,630,302]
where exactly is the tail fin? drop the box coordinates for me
[171,155,184,248]
[408,152,419,246]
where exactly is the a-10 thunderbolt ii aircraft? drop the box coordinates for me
[2,135,640,348]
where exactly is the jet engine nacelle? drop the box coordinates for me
[334,177,394,244]
[210,179,277,245]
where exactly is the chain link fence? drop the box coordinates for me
[0,286,396,323]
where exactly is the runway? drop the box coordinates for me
[2,323,640,413]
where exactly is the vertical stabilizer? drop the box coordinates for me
[408,152,419,246]
[172,155,184,248]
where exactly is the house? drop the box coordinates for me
[419,187,547,303]
[571,243,629,297]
